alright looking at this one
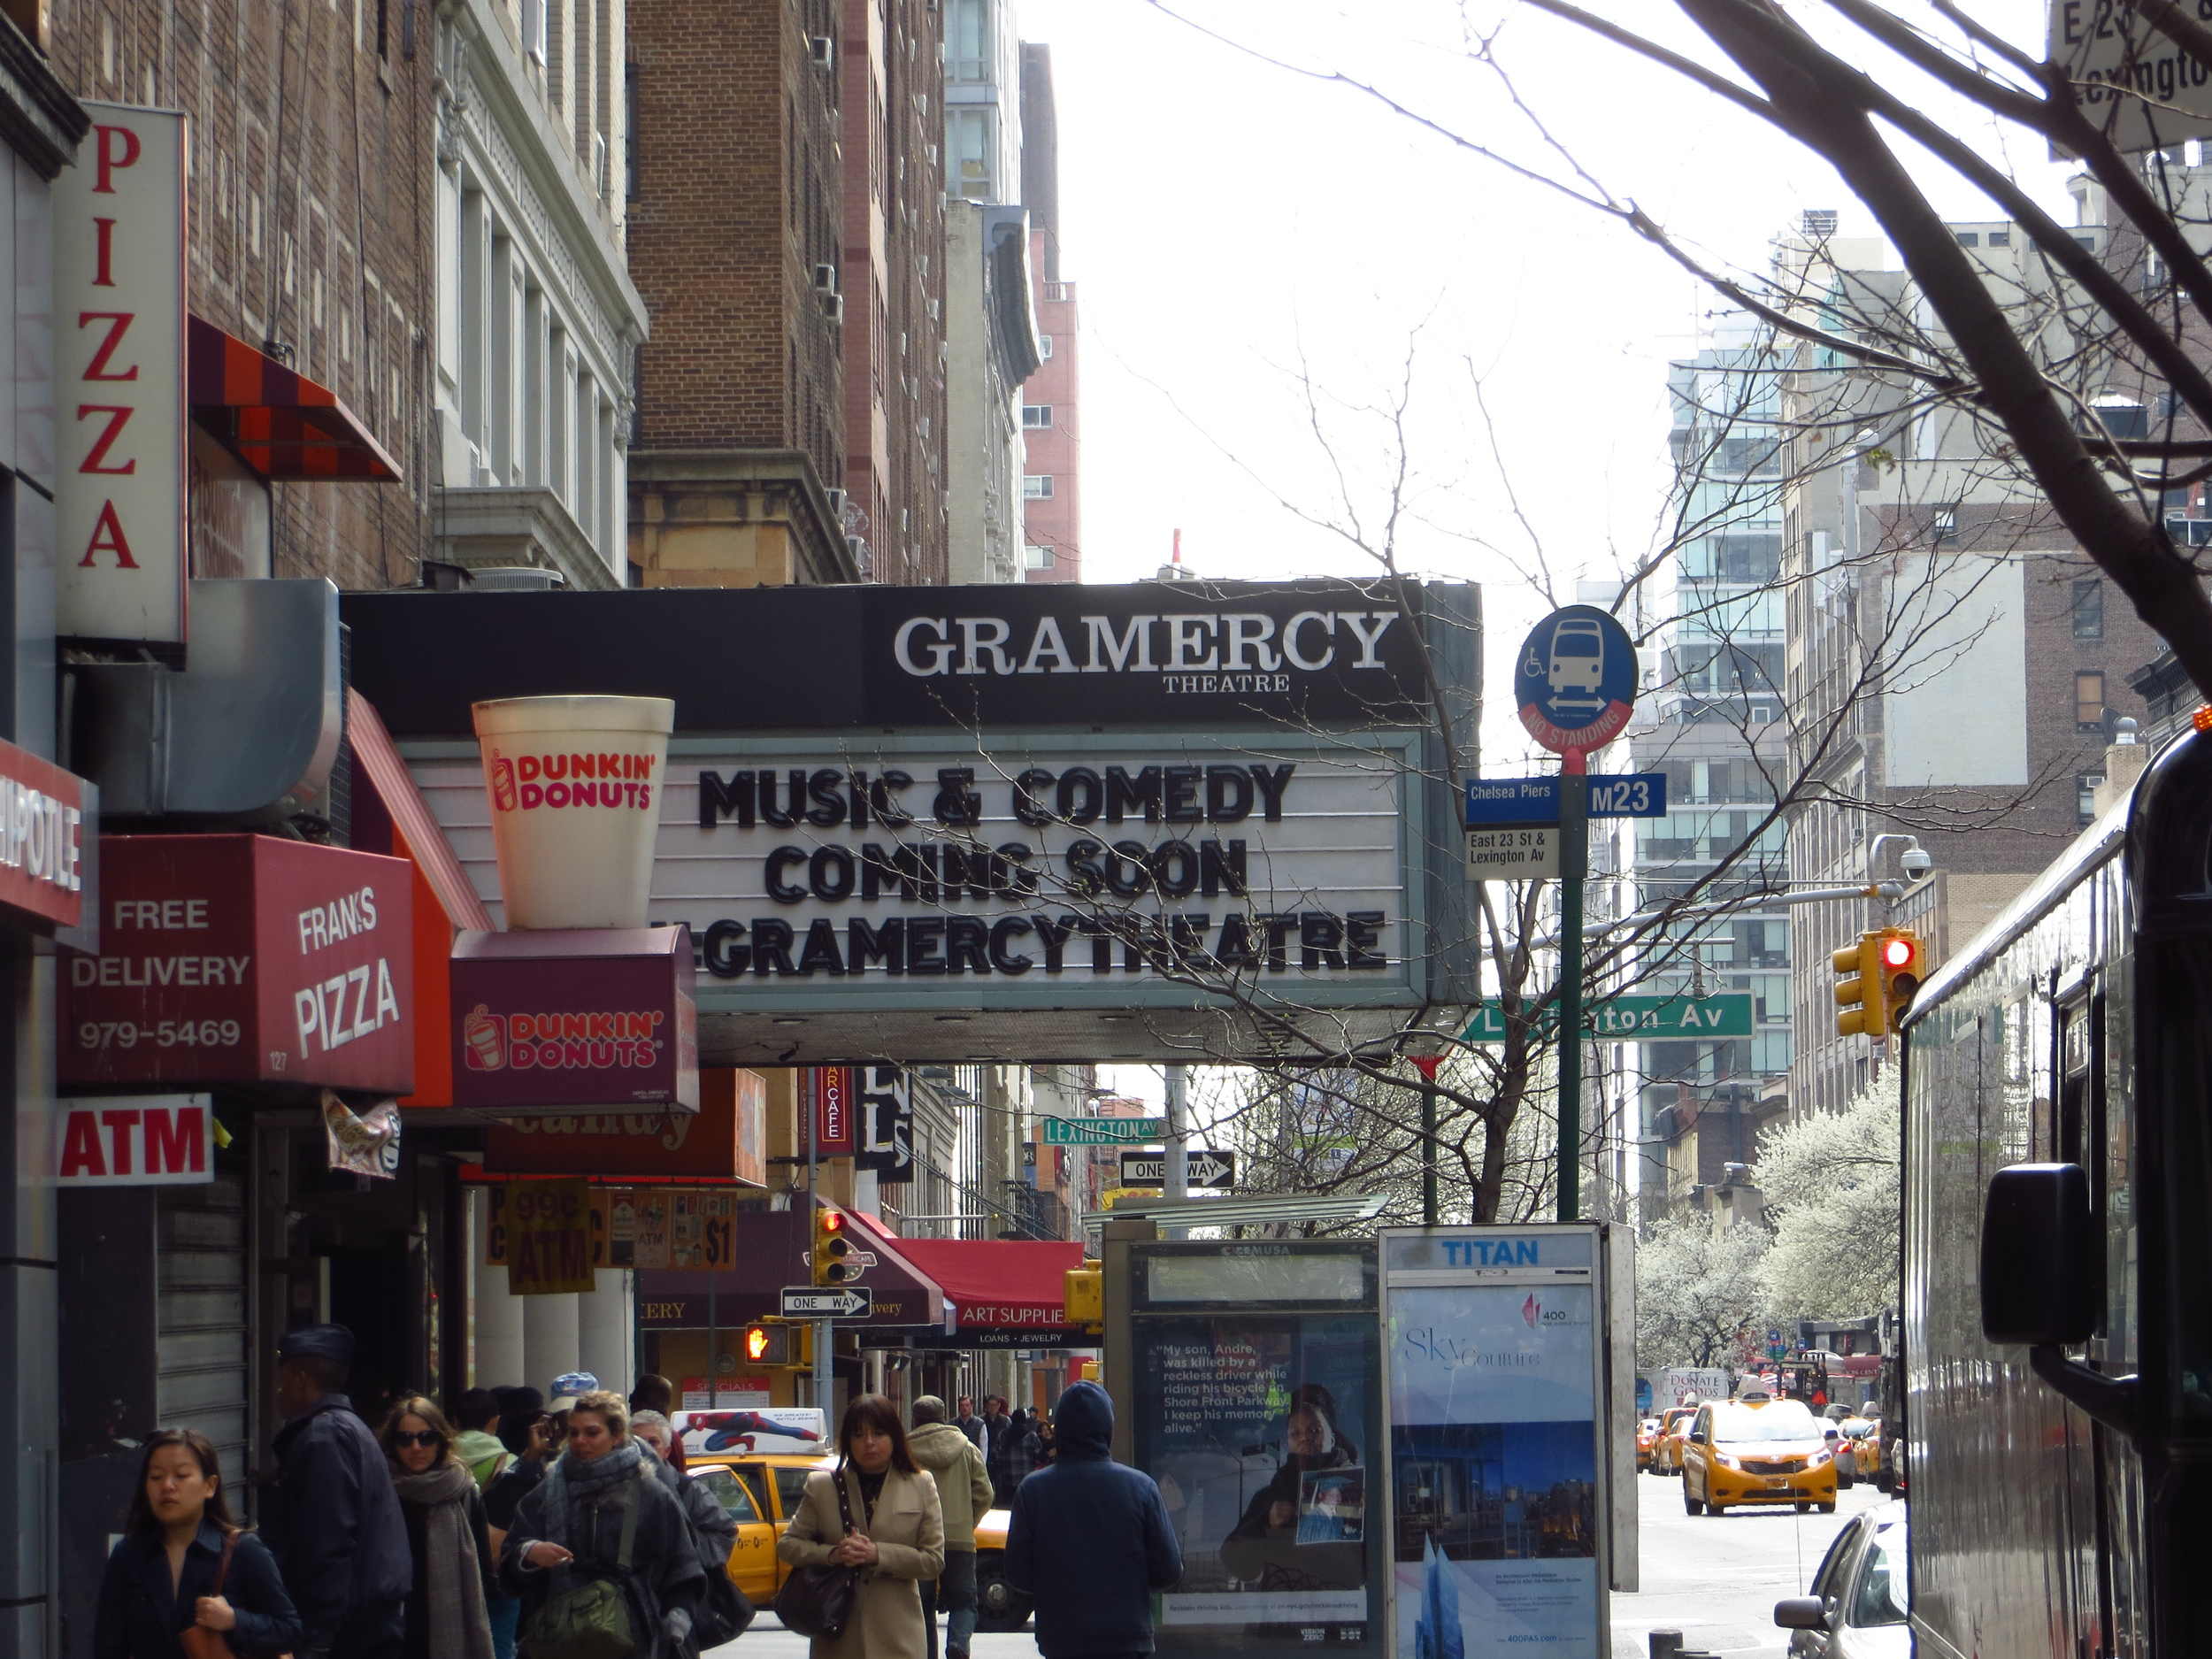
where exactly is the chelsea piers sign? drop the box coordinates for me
[344,579,1480,1064]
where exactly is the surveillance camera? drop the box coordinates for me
[1901,848,1933,879]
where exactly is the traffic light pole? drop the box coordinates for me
[808,1079,829,1412]
[1557,751,1589,1224]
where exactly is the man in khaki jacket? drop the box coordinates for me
[909,1396,996,1659]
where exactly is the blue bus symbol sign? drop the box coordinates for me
[1513,604,1638,753]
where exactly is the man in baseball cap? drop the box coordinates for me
[548,1371,598,1415]
[269,1325,411,1659]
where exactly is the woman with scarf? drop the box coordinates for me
[500,1390,704,1659]
[776,1395,943,1659]
[380,1398,497,1659]
[1218,1384,1363,1587]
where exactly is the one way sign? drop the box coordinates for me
[1119,1149,1236,1189]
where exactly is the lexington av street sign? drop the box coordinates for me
[1460,992,1755,1042]
[1041,1117,1171,1146]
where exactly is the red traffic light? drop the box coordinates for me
[822,1211,845,1234]
[1881,937,1915,970]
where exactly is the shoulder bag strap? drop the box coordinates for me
[833,1467,858,1536]
[209,1528,241,1597]
[614,1474,641,1571]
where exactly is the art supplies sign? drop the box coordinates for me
[1381,1228,1607,1659]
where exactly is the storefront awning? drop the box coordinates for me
[884,1233,1087,1333]
[188,315,403,481]
[637,1209,948,1330]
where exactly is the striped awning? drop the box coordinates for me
[188,315,403,482]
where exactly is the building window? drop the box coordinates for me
[523,0,547,64]
[2078,772,2104,827]
[1022,404,1052,428]
[2072,577,2103,639]
[1932,503,1958,542]
[1024,543,1055,570]
[1038,334,1053,358]
[1989,228,2011,247]
[1955,230,1979,247]
[626,66,639,200]
[1023,475,1053,499]
[2076,671,2107,730]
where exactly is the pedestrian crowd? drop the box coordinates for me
[95,1326,1179,1659]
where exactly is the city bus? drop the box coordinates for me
[1899,726,2212,1658]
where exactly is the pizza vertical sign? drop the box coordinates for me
[54,104,188,645]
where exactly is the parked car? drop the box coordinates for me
[1773,1502,1911,1655]
[1683,1399,1838,1517]
[687,1450,837,1602]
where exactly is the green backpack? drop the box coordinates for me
[522,1474,641,1659]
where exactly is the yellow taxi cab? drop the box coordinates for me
[1652,1407,1698,1476]
[1682,1397,1838,1517]
[1636,1418,1662,1471]
[687,1450,837,1602]
[971,1506,1032,1631]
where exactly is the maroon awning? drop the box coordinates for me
[188,315,403,482]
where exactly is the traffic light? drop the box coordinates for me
[1833,933,1886,1038]
[811,1206,852,1286]
[742,1321,790,1366]
[1064,1265,1103,1333]
[1877,928,1927,1029]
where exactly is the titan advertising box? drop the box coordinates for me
[60,835,414,1091]
[449,925,700,1113]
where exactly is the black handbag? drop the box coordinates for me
[773,1468,863,1640]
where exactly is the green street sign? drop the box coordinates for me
[1041,1117,1171,1145]
[1458,992,1755,1043]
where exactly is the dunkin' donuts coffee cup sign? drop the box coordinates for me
[472,695,674,930]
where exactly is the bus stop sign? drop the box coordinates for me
[1513,605,1637,753]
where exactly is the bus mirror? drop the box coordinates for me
[1980,1163,2099,1346]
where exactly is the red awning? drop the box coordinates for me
[347,689,493,933]
[887,1234,1087,1333]
[188,315,403,481]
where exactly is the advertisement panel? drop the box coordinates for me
[482,1068,766,1179]
[60,835,414,1091]
[449,926,699,1112]
[506,1176,595,1294]
[0,738,90,933]
[55,104,187,646]
[1127,1241,1381,1659]
[1380,1227,1609,1659]
[810,1065,856,1156]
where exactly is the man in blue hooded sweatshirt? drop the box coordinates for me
[1005,1381,1183,1659]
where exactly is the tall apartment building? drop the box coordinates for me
[941,0,1035,583]
[626,0,859,587]
[1632,319,1796,1209]
[1775,208,2162,1117]
[840,0,949,583]
[432,0,649,588]
[1018,42,1079,582]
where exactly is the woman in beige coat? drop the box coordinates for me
[779,1395,946,1659]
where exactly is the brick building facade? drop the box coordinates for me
[1018,42,1077,581]
[43,0,435,590]
[626,0,859,588]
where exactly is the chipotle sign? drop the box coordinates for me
[450,926,699,1113]
[0,737,89,933]
[61,836,414,1090]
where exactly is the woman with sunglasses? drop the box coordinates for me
[380,1398,497,1659]
[94,1428,302,1659]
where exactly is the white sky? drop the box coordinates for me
[1016,1,2062,1109]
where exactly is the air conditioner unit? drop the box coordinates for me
[814,263,838,294]
[826,488,848,518]
[810,35,834,69]
[823,292,846,324]
[928,296,941,321]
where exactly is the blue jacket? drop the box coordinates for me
[1005,1383,1181,1657]
[271,1395,412,1645]
[94,1521,303,1659]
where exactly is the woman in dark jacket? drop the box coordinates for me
[381,1396,497,1659]
[501,1390,703,1658]
[94,1428,303,1659]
